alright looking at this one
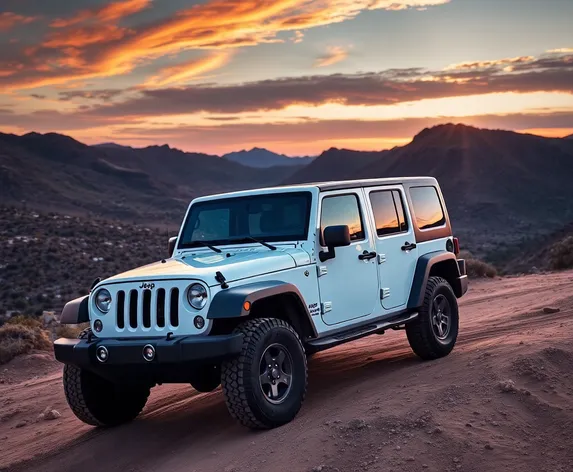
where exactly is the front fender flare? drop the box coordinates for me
[206,280,316,335]
[60,295,90,324]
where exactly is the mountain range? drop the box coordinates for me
[2,124,573,259]
[223,148,314,168]
[0,133,307,225]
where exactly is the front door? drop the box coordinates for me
[317,190,379,325]
[365,186,418,310]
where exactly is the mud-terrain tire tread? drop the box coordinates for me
[62,329,150,427]
[406,276,459,360]
[221,318,307,429]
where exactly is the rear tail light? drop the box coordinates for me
[453,237,460,255]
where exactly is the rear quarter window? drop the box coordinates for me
[409,186,446,230]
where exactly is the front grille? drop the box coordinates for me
[115,288,180,331]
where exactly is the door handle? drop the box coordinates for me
[401,242,417,251]
[359,250,377,260]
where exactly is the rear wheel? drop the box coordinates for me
[221,318,307,429]
[406,276,459,360]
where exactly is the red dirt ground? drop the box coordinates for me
[1,271,572,472]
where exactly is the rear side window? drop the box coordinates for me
[320,194,365,242]
[369,190,408,236]
[409,186,446,230]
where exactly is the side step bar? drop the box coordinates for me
[306,312,418,352]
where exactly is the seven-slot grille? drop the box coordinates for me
[115,288,179,330]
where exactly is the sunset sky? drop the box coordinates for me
[0,0,572,155]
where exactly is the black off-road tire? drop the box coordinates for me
[406,276,459,360]
[221,318,308,429]
[62,329,150,427]
[190,364,221,393]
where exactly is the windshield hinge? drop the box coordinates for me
[215,271,229,289]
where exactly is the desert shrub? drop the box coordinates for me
[55,323,88,339]
[6,314,43,329]
[466,258,497,278]
[458,250,497,278]
[549,236,573,270]
[0,323,51,364]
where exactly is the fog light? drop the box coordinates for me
[193,315,205,329]
[94,319,103,333]
[143,344,155,362]
[96,346,108,363]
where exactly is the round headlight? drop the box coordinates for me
[95,289,112,313]
[187,283,208,310]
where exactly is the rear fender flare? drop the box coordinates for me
[407,251,461,309]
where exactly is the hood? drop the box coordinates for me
[103,247,310,287]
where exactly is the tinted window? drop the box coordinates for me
[179,192,311,248]
[409,186,446,230]
[370,191,399,236]
[369,190,408,236]
[321,194,364,242]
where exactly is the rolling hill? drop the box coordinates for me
[0,132,306,224]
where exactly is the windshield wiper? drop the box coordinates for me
[194,241,222,253]
[244,237,277,251]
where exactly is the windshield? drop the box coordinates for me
[178,192,312,249]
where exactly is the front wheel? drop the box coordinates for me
[221,318,308,429]
[189,364,221,393]
[406,276,459,360]
[63,365,150,427]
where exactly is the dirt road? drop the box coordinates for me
[2,271,573,472]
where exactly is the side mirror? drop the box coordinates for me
[168,236,178,257]
[319,225,351,262]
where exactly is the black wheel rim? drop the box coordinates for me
[431,294,451,340]
[259,343,293,405]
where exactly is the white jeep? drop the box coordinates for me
[55,177,468,429]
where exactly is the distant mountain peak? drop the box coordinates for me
[223,147,314,168]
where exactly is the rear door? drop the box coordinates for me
[317,190,379,325]
[365,186,418,310]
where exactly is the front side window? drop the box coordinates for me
[369,190,408,236]
[320,194,365,242]
[178,192,311,248]
[409,186,446,230]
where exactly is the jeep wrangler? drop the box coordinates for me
[54,177,468,429]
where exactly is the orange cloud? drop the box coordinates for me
[143,52,232,88]
[314,46,349,67]
[2,0,452,91]
[50,0,152,28]
[44,24,128,48]
[0,12,36,31]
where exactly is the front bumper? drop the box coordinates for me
[54,333,244,367]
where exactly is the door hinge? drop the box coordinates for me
[321,301,332,314]
[317,266,328,277]
[380,288,390,299]
[377,254,386,264]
